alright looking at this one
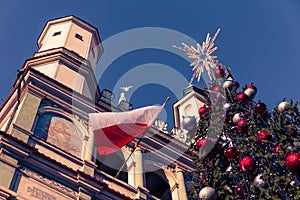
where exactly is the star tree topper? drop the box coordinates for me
[173,28,221,85]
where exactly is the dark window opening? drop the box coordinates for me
[75,33,83,41]
[53,31,61,36]
[96,152,128,183]
[146,169,172,200]
[91,47,95,58]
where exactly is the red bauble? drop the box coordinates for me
[273,146,280,153]
[215,67,225,78]
[236,93,249,104]
[255,102,267,114]
[200,178,207,184]
[198,106,208,117]
[236,186,244,196]
[213,85,223,93]
[196,139,207,150]
[239,156,256,173]
[285,152,300,172]
[201,114,207,118]
[237,119,248,133]
[256,130,272,144]
[225,147,239,160]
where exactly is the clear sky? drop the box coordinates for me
[0,0,300,130]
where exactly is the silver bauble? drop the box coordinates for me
[182,116,197,130]
[253,174,268,189]
[225,165,233,172]
[199,187,217,200]
[223,80,233,89]
[232,113,242,124]
[278,101,290,112]
[223,103,232,111]
[244,88,256,99]
[290,181,296,186]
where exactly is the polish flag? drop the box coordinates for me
[89,105,164,155]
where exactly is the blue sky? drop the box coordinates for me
[0,1,300,130]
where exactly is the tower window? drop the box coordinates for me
[53,31,61,36]
[91,47,95,58]
[75,33,83,41]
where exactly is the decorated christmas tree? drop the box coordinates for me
[174,29,300,199]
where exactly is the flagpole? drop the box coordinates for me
[115,97,170,178]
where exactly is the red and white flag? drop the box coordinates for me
[89,105,164,155]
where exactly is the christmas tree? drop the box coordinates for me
[174,29,300,199]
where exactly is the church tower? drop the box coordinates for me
[0,16,193,200]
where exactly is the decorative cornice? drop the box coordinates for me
[38,98,89,128]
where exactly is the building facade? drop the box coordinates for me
[0,16,206,200]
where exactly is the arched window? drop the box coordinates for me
[146,169,172,200]
[34,112,84,158]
